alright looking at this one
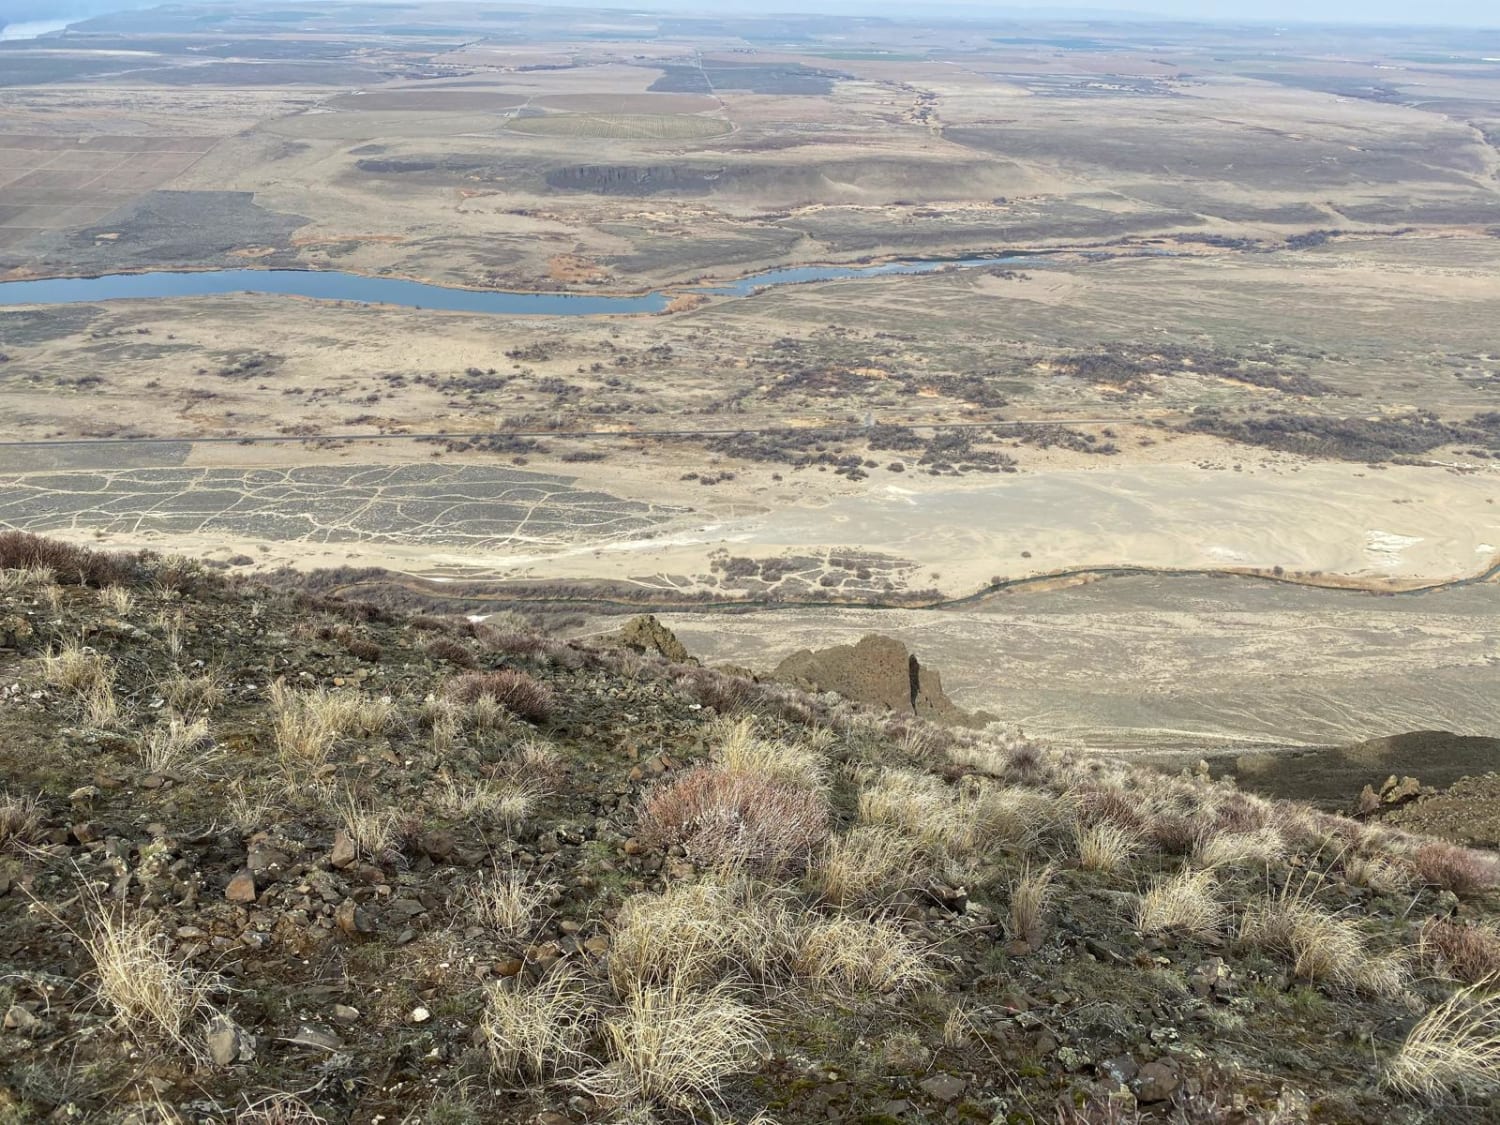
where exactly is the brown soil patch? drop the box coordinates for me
[547,253,609,283]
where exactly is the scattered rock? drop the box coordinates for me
[329,831,357,869]
[3,1005,39,1034]
[1133,1059,1181,1103]
[206,1014,255,1066]
[335,898,375,937]
[918,1073,967,1103]
[288,1024,343,1051]
[225,869,257,904]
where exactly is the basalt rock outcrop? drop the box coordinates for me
[613,614,696,665]
[773,633,994,728]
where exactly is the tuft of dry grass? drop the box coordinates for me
[337,791,398,862]
[1343,852,1418,895]
[83,907,215,1055]
[713,717,826,790]
[236,1093,329,1124]
[1239,880,1408,999]
[1075,822,1140,874]
[138,715,216,774]
[1419,919,1500,985]
[0,791,43,847]
[270,682,398,768]
[479,965,593,1082]
[445,670,553,723]
[1385,981,1500,1098]
[467,868,557,940]
[1137,869,1222,939]
[585,979,765,1111]
[98,585,134,616]
[221,779,273,836]
[430,777,535,834]
[156,669,226,714]
[608,880,747,994]
[0,563,55,592]
[637,764,828,878]
[39,640,112,696]
[1007,864,1056,946]
[1192,827,1285,871]
[812,825,923,908]
[793,915,934,995]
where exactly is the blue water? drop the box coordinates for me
[0,254,1034,316]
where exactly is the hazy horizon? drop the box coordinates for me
[1,0,1498,32]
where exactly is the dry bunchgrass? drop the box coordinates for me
[1240,880,1409,999]
[156,669,226,714]
[1343,851,1419,895]
[1385,981,1500,1098]
[98,585,134,616]
[1075,821,1140,873]
[430,777,535,833]
[83,906,215,1056]
[138,715,215,774]
[0,791,43,847]
[0,564,55,592]
[270,682,397,768]
[810,825,923,908]
[713,717,826,790]
[607,880,752,994]
[1137,869,1222,939]
[480,964,593,1082]
[222,779,274,836]
[1007,864,1056,946]
[585,979,765,1111]
[1191,827,1286,871]
[793,915,934,995]
[39,640,111,696]
[467,868,557,940]
[236,1093,328,1124]
[637,764,828,878]
[337,792,398,862]
[1419,919,1500,985]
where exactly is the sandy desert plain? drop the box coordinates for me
[2,2,1500,753]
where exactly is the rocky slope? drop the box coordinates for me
[0,533,1498,1124]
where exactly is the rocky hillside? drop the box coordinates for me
[0,532,1499,1124]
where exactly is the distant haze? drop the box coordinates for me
[0,0,1494,31]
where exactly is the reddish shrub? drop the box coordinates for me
[0,530,138,587]
[1414,840,1500,895]
[445,670,554,723]
[1207,791,1272,835]
[1149,812,1200,857]
[676,668,754,715]
[1419,918,1500,983]
[637,764,829,877]
[344,637,382,662]
[425,637,476,669]
[1075,786,1149,833]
